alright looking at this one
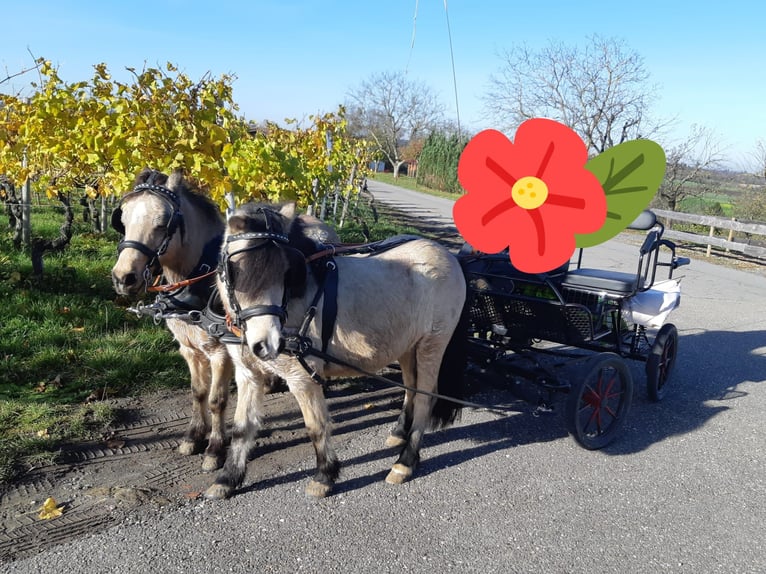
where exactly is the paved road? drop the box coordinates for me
[8,181,766,573]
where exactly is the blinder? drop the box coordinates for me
[111,205,126,235]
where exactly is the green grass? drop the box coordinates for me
[0,205,186,481]
[369,172,463,200]
[0,195,415,483]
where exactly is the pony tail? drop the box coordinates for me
[431,300,470,429]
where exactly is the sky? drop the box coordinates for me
[2,0,764,170]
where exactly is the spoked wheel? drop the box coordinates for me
[646,323,678,402]
[565,352,633,450]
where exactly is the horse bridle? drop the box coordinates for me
[111,181,185,284]
[218,208,294,337]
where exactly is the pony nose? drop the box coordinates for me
[121,272,138,287]
[111,270,138,294]
[252,340,278,361]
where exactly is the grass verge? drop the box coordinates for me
[369,172,463,200]
[0,196,415,483]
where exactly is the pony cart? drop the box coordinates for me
[459,210,690,449]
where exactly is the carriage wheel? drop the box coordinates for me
[565,352,633,450]
[645,323,678,402]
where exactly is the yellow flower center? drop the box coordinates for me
[512,176,549,210]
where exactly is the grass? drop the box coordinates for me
[0,195,415,483]
[369,172,463,200]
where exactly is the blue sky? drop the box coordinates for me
[2,1,763,170]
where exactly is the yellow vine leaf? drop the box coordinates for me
[38,497,64,520]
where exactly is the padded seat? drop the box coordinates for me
[561,268,640,295]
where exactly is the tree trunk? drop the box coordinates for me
[339,163,358,228]
[31,194,74,278]
[100,194,108,233]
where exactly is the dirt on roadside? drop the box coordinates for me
[0,380,405,562]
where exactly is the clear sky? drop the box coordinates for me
[2,0,763,170]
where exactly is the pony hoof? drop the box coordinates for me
[201,455,222,472]
[178,441,198,456]
[385,434,407,448]
[305,480,333,498]
[203,483,232,500]
[385,463,413,485]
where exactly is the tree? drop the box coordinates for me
[749,139,766,180]
[653,125,726,212]
[484,35,663,154]
[346,71,444,177]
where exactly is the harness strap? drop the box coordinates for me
[320,260,338,355]
[117,239,160,260]
[283,336,518,414]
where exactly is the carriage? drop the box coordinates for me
[459,209,689,449]
[111,171,690,498]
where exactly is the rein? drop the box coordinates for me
[148,269,217,293]
[282,334,519,415]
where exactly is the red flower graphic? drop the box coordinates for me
[454,119,607,273]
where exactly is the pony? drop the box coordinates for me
[110,169,339,471]
[204,202,468,499]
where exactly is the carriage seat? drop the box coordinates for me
[560,210,664,297]
[560,268,640,296]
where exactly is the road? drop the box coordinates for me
[6,180,766,573]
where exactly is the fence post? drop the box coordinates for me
[706,224,715,257]
[726,218,736,253]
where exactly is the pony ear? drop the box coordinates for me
[284,247,307,297]
[279,202,296,220]
[133,167,153,186]
[166,169,184,191]
[227,214,248,234]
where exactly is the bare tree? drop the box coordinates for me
[749,139,766,180]
[346,71,444,177]
[654,125,727,212]
[484,35,665,154]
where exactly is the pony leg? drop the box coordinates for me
[202,349,233,471]
[177,345,211,457]
[205,371,265,499]
[386,349,416,448]
[385,339,444,485]
[288,378,340,498]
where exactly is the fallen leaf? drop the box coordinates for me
[105,438,125,449]
[38,497,64,520]
[364,403,375,410]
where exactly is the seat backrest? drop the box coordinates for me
[627,210,657,231]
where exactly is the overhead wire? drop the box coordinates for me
[405,0,462,138]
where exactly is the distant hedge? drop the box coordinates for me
[416,132,468,194]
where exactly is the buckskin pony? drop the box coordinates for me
[110,169,338,470]
[205,202,468,499]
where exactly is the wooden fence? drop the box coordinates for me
[652,209,766,260]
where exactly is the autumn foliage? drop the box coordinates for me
[0,59,371,210]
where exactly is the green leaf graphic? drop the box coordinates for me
[576,140,666,248]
